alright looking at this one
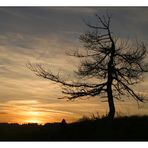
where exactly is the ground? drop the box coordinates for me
[0,116,148,141]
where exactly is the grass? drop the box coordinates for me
[0,115,148,141]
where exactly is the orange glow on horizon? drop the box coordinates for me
[0,98,147,124]
[24,119,42,124]
[4,110,79,124]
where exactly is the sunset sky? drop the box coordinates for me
[0,7,148,124]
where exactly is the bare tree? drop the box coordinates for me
[28,14,148,119]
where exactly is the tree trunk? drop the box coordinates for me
[107,42,115,119]
[107,84,115,119]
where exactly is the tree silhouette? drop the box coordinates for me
[28,14,148,119]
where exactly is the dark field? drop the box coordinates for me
[0,116,148,141]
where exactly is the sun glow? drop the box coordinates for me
[27,111,41,116]
[20,111,47,124]
[25,119,41,124]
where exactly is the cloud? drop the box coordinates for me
[0,111,8,115]
[0,99,108,123]
[0,7,147,123]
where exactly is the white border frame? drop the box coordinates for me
[0,0,148,6]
